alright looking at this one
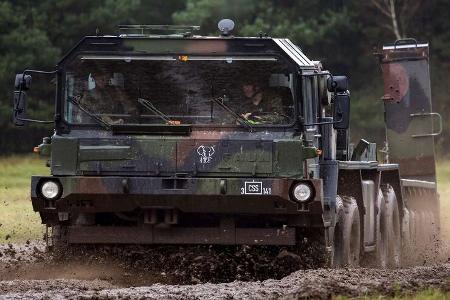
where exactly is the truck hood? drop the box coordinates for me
[50,132,312,178]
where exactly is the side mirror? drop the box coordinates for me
[333,93,350,129]
[13,91,27,126]
[13,73,32,126]
[15,74,32,91]
[11,71,54,126]
[327,76,348,93]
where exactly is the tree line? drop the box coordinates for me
[0,0,448,154]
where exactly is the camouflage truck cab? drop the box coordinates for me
[13,25,440,267]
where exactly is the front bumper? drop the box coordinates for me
[32,176,325,245]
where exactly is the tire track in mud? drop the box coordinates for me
[0,242,449,299]
[1,264,449,299]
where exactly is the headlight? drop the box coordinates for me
[292,183,313,202]
[41,181,61,200]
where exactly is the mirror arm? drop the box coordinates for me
[17,69,58,89]
[303,91,345,127]
[303,115,343,127]
[13,69,57,125]
[22,69,57,76]
[15,117,54,124]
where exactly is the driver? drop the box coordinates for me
[79,70,137,124]
[239,77,286,124]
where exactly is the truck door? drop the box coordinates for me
[379,40,441,182]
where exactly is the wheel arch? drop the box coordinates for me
[336,167,404,252]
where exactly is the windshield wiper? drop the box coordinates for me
[67,96,111,130]
[138,98,174,125]
[211,97,253,132]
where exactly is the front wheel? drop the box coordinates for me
[46,224,68,252]
[333,196,361,267]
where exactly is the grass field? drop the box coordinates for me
[436,159,450,241]
[336,289,450,300]
[0,155,449,243]
[0,155,49,243]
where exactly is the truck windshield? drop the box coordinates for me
[64,55,295,126]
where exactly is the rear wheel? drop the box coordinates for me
[382,186,401,268]
[401,207,415,265]
[333,196,360,267]
[419,210,440,259]
[363,189,388,268]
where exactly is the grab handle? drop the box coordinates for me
[410,112,442,138]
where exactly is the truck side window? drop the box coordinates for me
[302,77,315,125]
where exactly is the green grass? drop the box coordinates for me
[436,159,450,240]
[335,288,450,299]
[0,155,49,243]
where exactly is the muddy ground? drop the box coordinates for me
[0,242,449,299]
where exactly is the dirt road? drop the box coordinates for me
[0,242,449,299]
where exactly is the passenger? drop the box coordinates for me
[239,78,287,124]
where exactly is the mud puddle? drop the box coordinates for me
[1,264,449,299]
[0,241,323,286]
[0,241,449,299]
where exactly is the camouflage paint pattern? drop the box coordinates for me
[30,35,325,245]
[48,132,318,177]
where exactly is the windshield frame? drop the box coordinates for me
[60,52,300,130]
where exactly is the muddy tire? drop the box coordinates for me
[363,189,388,268]
[47,224,68,252]
[421,210,440,260]
[382,186,401,268]
[401,207,413,265]
[428,210,440,249]
[408,210,418,263]
[409,210,416,245]
[425,211,439,244]
[333,196,360,267]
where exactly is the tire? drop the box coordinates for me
[415,211,426,252]
[382,186,401,268]
[428,210,440,249]
[326,226,336,267]
[329,196,343,267]
[401,208,413,265]
[408,209,438,264]
[47,224,68,252]
[365,190,388,268]
[423,210,440,259]
[364,189,388,268]
[425,211,439,245]
[333,196,360,267]
[409,210,416,246]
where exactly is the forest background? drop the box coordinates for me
[0,0,448,154]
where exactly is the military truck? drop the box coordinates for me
[12,21,441,267]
